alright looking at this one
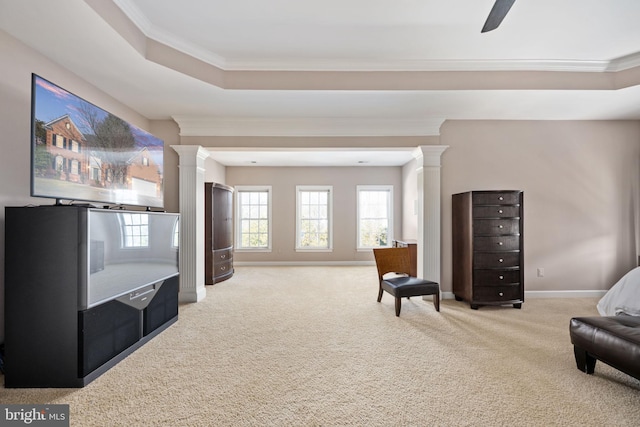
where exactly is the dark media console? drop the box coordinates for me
[4,205,180,387]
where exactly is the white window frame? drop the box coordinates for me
[357,185,394,250]
[296,185,333,252]
[235,185,272,252]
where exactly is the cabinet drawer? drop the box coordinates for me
[213,247,233,262]
[213,259,233,277]
[472,192,520,205]
[474,235,520,251]
[473,205,520,218]
[474,269,520,285]
[474,252,520,268]
[474,285,521,302]
[473,219,519,235]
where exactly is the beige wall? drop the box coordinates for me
[401,158,419,241]
[439,120,640,293]
[226,166,403,263]
[204,157,226,184]
[150,120,181,213]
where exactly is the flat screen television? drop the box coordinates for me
[31,74,165,209]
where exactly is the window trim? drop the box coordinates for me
[356,185,394,250]
[235,185,273,252]
[295,185,333,252]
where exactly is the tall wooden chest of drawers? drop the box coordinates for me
[452,191,524,309]
[205,182,234,284]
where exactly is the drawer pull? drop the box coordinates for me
[499,258,504,263]
[498,242,503,246]
[499,225,504,229]
[220,254,226,259]
[221,266,226,271]
[499,196,504,201]
[499,292,504,297]
[498,209,503,214]
[499,275,504,280]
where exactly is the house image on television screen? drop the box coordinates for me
[31,74,165,208]
[33,114,164,207]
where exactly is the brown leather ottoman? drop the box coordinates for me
[569,315,640,381]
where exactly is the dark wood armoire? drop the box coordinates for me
[205,182,234,284]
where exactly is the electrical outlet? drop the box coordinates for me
[537,268,545,278]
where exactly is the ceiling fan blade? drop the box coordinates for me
[481,0,516,33]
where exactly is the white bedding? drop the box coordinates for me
[597,266,640,316]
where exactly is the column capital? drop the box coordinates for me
[171,145,210,166]
[412,145,449,167]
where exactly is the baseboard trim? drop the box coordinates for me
[441,290,607,300]
[234,261,375,267]
[524,290,608,298]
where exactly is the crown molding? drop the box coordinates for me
[172,116,445,137]
[112,1,640,74]
[607,51,640,72]
[113,0,229,67]
[223,58,613,73]
[112,0,152,33]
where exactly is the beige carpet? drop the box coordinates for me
[2,266,640,426]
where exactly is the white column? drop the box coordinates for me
[413,146,448,284]
[171,145,209,303]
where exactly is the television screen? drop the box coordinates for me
[31,74,165,208]
[83,209,180,309]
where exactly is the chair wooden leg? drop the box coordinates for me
[395,297,401,316]
[377,286,383,302]
[433,292,440,312]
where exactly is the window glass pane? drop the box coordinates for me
[297,188,331,249]
[237,189,270,249]
[358,188,391,248]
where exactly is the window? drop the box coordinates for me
[119,213,149,248]
[236,186,272,251]
[90,166,101,181]
[53,134,63,148]
[296,185,332,251]
[54,155,63,172]
[357,185,393,249]
[172,217,180,248]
